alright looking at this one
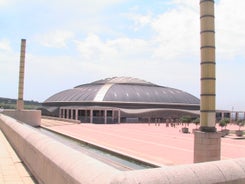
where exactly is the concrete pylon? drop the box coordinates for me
[3,39,41,127]
[200,0,216,132]
[17,39,26,110]
[194,0,221,163]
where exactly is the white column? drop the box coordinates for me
[90,109,93,123]
[59,108,62,118]
[70,109,73,119]
[104,110,107,124]
[75,109,78,120]
[221,112,224,119]
[112,110,115,123]
[118,110,121,124]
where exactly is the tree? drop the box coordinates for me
[192,117,200,129]
[180,115,193,133]
[237,120,245,131]
[180,115,192,127]
[235,119,245,137]
[219,118,229,130]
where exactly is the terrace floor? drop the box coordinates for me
[41,119,245,166]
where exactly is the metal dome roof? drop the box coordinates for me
[44,77,200,105]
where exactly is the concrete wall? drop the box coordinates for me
[0,114,245,184]
[2,110,41,127]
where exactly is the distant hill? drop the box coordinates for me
[0,97,41,109]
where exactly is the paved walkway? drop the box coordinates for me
[0,130,36,184]
[41,119,245,166]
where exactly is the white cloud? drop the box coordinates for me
[51,0,124,8]
[75,33,151,62]
[171,0,198,9]
[35,0,127,15]
[0,39,19,98]
[36,30,74,48]
[124,0,200,61]
[151,3,199,60]
[74,33,117,61]
[0,0,9,7]
[0,39,12,52]
[216,0,245,60]
[74,1,200,64]
[126,12,152,31]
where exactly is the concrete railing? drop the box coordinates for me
[42,115,80,124]
[2,109,41,127]
[0,114,245,184]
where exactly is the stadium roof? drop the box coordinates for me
[44,77,200,105]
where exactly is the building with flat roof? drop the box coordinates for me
[41,77,200,123]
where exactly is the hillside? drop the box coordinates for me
[0,97,41,109]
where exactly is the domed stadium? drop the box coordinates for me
[42,77,200,123]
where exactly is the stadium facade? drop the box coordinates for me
[41,77,200,123]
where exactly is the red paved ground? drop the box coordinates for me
[41,119,245,166]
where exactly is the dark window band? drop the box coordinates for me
[201,30,215,34]
[199,126,217,132]
[201,94,216,96]
[201,61,215,65]
[200,110,216,113]
[201,77,216,80]
[200,15,215,19]
[201,46,215,49]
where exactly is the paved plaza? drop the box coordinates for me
[41,119,245,166]
[0,118,244,183]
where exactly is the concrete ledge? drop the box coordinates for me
[0,114,245,184]
[2,110,41,127]
[0,114,119,184]
[111,158,245,183]
[42,115,80,124]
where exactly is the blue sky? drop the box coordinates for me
[1,0,245,111]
